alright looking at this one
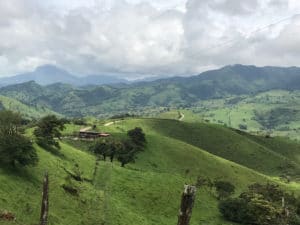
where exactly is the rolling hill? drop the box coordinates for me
[0,118,299,225]
[0,95,58,119]
[1,65,300,117]
[1,64,300,140]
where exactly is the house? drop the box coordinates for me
[79,131,110,139]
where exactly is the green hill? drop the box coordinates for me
[1,67,300,141]
[1,118,299,225]
[1,65,300,118]
[0,95,59,119]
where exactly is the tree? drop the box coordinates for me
[0,110,38,167]
[117,140,136,167]
[127,127,146,147]
[0,110,21,135]
[219,183,300,225]
[108,140,124,163]
[34,115,65,150]
[89,140,110,161]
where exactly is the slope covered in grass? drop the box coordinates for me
[240,133,300,166]
[0,118,299,225]
[115,118,300,178]
[0,95,58,119]
[0,143,104,225]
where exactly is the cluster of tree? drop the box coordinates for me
[219,183,300,225]
[89,127,146,167]
[71,118,87,126]
[239,124,248,130]
[34,115,65,151]
[0,110,38,167]
[110,113,137,119]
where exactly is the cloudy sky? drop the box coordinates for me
[0,0,300,78]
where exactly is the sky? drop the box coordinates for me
[0,0,300,78]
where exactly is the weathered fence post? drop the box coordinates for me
[39,172,49,225]
[177,185,196,225]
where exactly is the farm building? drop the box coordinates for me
[79,131,110,139]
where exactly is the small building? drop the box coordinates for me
[79,131,110,139]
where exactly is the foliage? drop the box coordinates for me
[0,110,22,135]
[239,124,248,130]
[89,139,110,161]
[89,136,143,167]
[219,183,300,225]
[0,110,38,166]
[116,140,137,167]
[127,127,146,147]
[34,115,65,150]
[72,118,87,126]
[214,180,235,199]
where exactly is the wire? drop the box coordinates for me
[197,13,300,53]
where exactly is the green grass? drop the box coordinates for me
[0,95,59,119]
[0,118,299,225]
[0,143,103,225]
[192,90,300,140]
[120,118,300,178]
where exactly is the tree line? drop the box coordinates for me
[0,110,146,168]
[0,111,66,167]
[89,127,146,167]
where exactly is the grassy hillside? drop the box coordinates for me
[149,119,300,177]
[0,95,59,119]
[0,118,299,225]
[193,90,300,138]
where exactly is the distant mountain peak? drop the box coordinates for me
[35,64,71,75]
[0,64,130,86]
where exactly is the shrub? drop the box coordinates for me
[34,115,65,150]
[127,127,146,147]
[0,110,38,167]
[214,180,235,199]
[219,183,300,225]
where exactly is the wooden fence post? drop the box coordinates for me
[39,172,49,225]
[177,185,196,225]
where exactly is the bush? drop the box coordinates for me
[219,183,300,225]
[0,110,38,167]
[239,124,248,130]
[34,115,65,150]
[219,198,247,223]
[214,180,235,199]
[127,127,146,147]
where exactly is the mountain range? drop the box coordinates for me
[0,64,300,118]
[0,65,129,86]
[1,64,300,225]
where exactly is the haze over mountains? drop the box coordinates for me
[1,64,300,88]
[0,65,129,86]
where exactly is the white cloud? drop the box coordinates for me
[0,0,299,78]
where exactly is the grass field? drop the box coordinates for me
[156,90,300,141]
[0,118,299,225]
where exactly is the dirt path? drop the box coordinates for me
[80,127,92,132]
[104,121,120,126]
[178,112,185,121]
